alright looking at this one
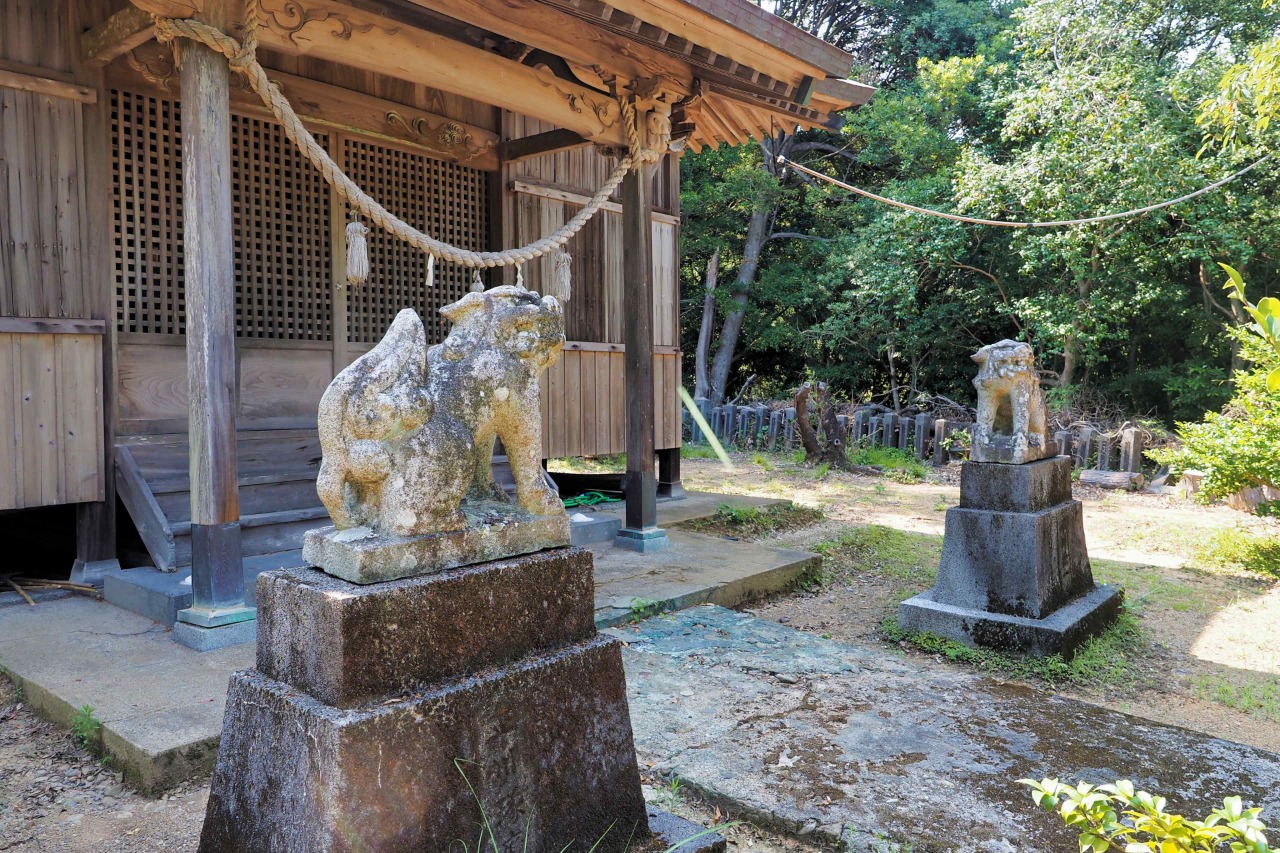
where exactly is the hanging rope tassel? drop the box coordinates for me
[346,220,370,286]
[425,253,435,288]
[551,251,573,302]
[515,264,525,290]
[471,270,485,293]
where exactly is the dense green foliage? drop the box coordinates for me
[680,0,1280,423]
[1020,779,1271,853]
[1150,332,1280,502]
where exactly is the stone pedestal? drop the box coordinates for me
[198,547,714,853]
[898,457,1121,658]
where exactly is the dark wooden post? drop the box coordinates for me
[173,0,254,649]
[71,8,119,586]
[932,418,948,466]
[616,140,668,551]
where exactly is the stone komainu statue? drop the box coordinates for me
[316,286,567,537]
[970,339,1051,465]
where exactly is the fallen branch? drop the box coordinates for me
[4,577,35,606]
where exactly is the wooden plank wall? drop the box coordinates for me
[0,0,115,510]
[506,114,680,347]
[508,113,684,455]
[0,324,105,509]
[0,1,94,317]
[540,348,681,456]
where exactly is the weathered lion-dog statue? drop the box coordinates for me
[970,339,1051,465]
[316,285,566,537]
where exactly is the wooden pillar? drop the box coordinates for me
[616,144,668,551]
[175,0,253,641]
[657,447,683,498]
[72,2,118,584]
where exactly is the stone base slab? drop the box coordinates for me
[933,500,1094,618]
[171,619,257,652]
[897,583,1124,659]
[257,548,595,707]
[199,635,647,853]
[615,527,671,553]
[647,808,726,852]
[959,457,1071,513]
[302,502,570,584]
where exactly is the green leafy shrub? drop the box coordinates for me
[71,704,101,748]
[1150,333,1280,506]
[1020,778,1271,853]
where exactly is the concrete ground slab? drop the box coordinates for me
[0,596,252,793]
[614,606,1280,852]
[0,491,817,793]
[592,530,819,628]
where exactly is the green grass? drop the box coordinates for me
[1092,560,1212,615]
[682,502,825,540]
[849,445,928,483]
[881,608,1144,690]
[812,525,942,586]
[1189,528,1280,579]
[680,444,721,460]
[1192,675,1280,723]
[548,454,627,473]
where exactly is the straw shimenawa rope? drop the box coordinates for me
[152,10,663,270]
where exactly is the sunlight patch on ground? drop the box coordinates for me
[1190,586,1280,675]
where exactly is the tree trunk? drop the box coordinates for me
[708,204,770,406]
[886,338,901,411]
[693,249,719,400]
[794,382,877,473]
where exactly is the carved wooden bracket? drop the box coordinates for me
[384,112,496,165]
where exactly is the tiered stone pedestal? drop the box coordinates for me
[898,457,1122,658]
[198,547,720,853]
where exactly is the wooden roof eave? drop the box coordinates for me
[586,0,842,85]
[121,0,632,146]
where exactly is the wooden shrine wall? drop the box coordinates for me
[110,84,490,434]
[104,68,683,455]
[506,113,683,453]
[0,0,112,509]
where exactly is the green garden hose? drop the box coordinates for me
[563,491,623,508]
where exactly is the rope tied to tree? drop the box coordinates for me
[151,8,665,289]
[777,154,1273,229]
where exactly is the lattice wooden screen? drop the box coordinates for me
[113,90,486,345]
[231,114,332,340]
[113,89,185,335]
[112,90,333,340]
[342,139,487,345]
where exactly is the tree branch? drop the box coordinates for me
[769,231,832,243]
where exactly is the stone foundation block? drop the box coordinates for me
[898,583,1124,659]
[933,501,1093,619]
[199,635,647,853]
[907,454,1119,658]
[257,549,596,707]
[959,457,1071,513]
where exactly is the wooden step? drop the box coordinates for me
[114,432,329,571]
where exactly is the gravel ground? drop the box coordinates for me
[0,678,206,853]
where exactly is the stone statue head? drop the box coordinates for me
[438,286,565,369]
[972,339,1036,373]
